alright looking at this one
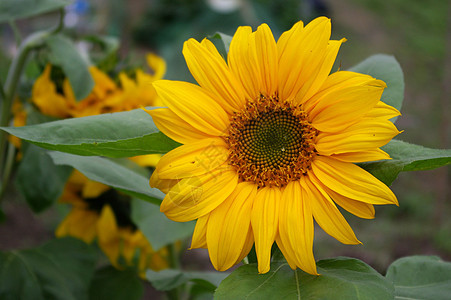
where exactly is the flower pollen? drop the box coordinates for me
[226,95,318,188]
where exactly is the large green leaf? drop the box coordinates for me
[215,257,394,300]
[0,0,71,23]
[0,237,97,300]
[386,256,451,300]
[0,108,180,157]
[89,266,143,300]
[349,54,404,120]
[131,198,194,250]
[46,34,94,101]
[48,152,164,204]
[15,144,72,212]
[361,139,451,185]
[147,269,228,292]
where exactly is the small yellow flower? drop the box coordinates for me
[56,171,169,275]
[148,17,401,274]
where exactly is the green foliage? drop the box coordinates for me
[48,152,165,205]
[83,35,120,73]
[0,0,71,23]
[209,32,232,58]
[15,144,72,212]
[131,198,195,250]
[215,257,394,299]
[386,256,451,300]
[0,237,97,300]
[45,34,94,101]
[89,266,143,300]
[146,269,228,292]
[0,108,180,158]
[361,139,451,185]
[349,54,404,118]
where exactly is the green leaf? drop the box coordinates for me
[131,198,194,250]
[46,34,94,101]
[349,54,404,120]
[15,144,72,212]
[89,266,143,300]
[209,32,232,58]
[386,256,451,300]
[48,152,164,204]
[215,257,394,300]
[0,108,180,158]
[0,237,97,300]
[83,35,119,72]
[0,0,71,23]
[146,269,228,292]
[360,139,451,185]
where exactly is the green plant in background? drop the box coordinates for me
[1,0,451,299]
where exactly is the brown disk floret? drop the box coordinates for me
[226,95,318,188]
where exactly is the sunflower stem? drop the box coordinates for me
[0,9,65,203]
[0,143,16,201]
[8,20,23,46]
[165,243,184,300]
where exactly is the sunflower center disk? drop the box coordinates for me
[226,96,318,188]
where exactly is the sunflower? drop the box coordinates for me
[56,171,169,276]
[31,53,166,118]
[147,16,401,275]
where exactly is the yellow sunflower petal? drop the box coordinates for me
[254,23,278,97]
[312,156,398,206]
[146,53,166,81]
[120,228,138,264]
[149,171,178,194]
[278,17,331,101]
[146,108,213,144]
[275,235,297,270]
[304,175,361,245]
[324,186,375,219]
[82,181,110,199]
[366,101,401,119]
[315,118,401,155]
[183,38,245,112]
[207,182,257,271]
[228,26,262,100]
[153,80,229,136]
[277,20,303,59]
[97,205,121,266]
[303,70,382,121]
[234,229,254,265]
[89,66,117,99]
[32,65,71,118]
[331,148,391,163]
[156,138,228,179]
[279,180,317,275]
[296,38,346,104]
[161,164,238,222]
[190,214,209,249]
[251,186,281,274]
[130,154,161,168]
[55,208,98,243]
[309,81,386,133]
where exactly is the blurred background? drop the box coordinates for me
[0,0,450,278]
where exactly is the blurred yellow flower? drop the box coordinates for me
[56,171,169,275]
[31,53,165,118]
[23,53,168,275]
[148,17,401,275]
